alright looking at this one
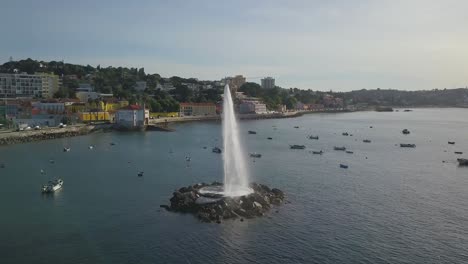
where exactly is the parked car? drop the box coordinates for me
[34,126,41,130]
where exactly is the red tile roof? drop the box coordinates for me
[120,104,147,110]
[179,102,216,106]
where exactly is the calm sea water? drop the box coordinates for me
[1,108,468,264]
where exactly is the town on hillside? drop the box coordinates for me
[1,59,467,130]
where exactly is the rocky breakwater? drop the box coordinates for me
[161,182,285,223]
[0,126,93,146]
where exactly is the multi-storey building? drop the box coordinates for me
[261,77,275,89]
[0,73,60,98]
[179,102,217,117]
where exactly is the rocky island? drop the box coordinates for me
[161,181,285,223]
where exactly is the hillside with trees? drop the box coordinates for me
[2,59,468,111]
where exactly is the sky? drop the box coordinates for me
[1,0,468,91]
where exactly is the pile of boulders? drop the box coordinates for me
[161,181,285,223]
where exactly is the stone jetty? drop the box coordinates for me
[0,126,94,146]
[161,181,285,223]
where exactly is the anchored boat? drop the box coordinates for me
[290,145,306,149]
[249,153,262,158]
[41,179,63,193]
[212,147,222,153]
[400,143,416,148]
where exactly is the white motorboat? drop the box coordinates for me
[42,179,63,193]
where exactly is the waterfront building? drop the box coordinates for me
[115,105,149,129]
[261,77,275,89]
[239,100,268,114]
[294,102,309,111]
[308,104,325,111]
[179,102,217,117]
[79,111,111,122]
[32,101,65,114]
[0,72,60,99]
[277,104,287,112]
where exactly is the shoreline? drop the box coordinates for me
[0,110,352,146]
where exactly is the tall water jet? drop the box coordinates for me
[163,86,285,222]
[222,84,251,196]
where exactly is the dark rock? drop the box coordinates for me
[166,182,284,223]
[271,188,284,199]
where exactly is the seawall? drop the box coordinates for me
[0,126,96,146]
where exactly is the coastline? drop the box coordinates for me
[0,110,352,146]
[0,125,103,146]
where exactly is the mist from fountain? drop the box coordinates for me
[222,84,252,196]
[198,84,252,198]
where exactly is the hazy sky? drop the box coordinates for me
[1,0,468,90]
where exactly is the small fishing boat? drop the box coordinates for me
[346,151,354,154]
[249,153,262,158]
[63,147,71,152]
[294,126,300,128]
[110,142,116,146]
[448,141,455,145]
[248,130,257,134]
[457,158,468,166]
[308,135,319,140]
[402,129,410,135]
[267,137,273,140]
[455,152,463,155]
[138,171,144,177]
[290,145,306,149]
[342,132,349,136]
[334,146,346,151]
[203,146,207,149]
[212,147,222,153]
[363,139,371,143]
[88,145,94,150]
[41,179,63,193]
[400,143,416,148]
[312,150,323,155]
[340,164,349,169]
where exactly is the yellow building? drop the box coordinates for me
[179,103,216,117]
[100,100,129,111]
[79,111,111,122]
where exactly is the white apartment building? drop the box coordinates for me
[0,73,60,98]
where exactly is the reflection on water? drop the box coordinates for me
[1,108,468,263]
